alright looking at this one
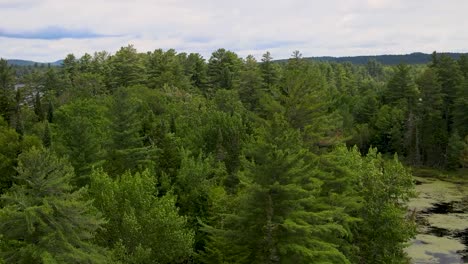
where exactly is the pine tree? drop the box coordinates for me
[0,58,15,123]
[53,99,109,184]
[0,117,20,194]
[452,78,468,137]
[108,45,146,89]
[186,53,208,92]
[42,122,51,148]
[446,131,464,170]
[34,92,44,121]
[46,100,54,123]
[207,49,242,92]
[239,55,264,111]
[416,68,447,166]
[201,115,350,263]
[260,51,280,91]
[0,148,108,263]
[106,88,157,175]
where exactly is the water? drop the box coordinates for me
[406,177,468,264]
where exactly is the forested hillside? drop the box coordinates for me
[0,47,467,263]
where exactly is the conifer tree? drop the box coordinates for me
[207,49,242,92]
[106,88,157,175]
[0,58,15,123]
[239,55,264,111]
[201,115,350,264]
[53,99,109,184]
[0,117,20,194]
[0,148,108,263]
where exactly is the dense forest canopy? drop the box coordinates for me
[0,46,467,263]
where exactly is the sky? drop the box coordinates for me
[1,0,467,62]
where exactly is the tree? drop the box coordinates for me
[207,49,242,92]
[239,55,264,111]
[0,148,108,263]
[185,53,208,92]
[201,115,350,263]
[0,117,20,194]
[106,87,157,175]
[88,169,194,263]
[452,78,468,137]
[416,68,447,166]
[53,99,109,185]
[460,135,468,168]
[371,104,406,155]
[384,64,418,106]
[353,150,416,263]
[0,58,15,123]
[446,131,464,170]
[146,49,190,90]
[172,149,227,250]
[267,54,341,149]
[108,45,146,89]
[260,51,280,91]
[42,122,51,148]
[432,54,463,132]
[34,92,44,121]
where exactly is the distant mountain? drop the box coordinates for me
[5,52,468,67]
[277,52,468,65]
[6,59,63,67]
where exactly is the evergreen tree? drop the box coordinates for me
[106,87,157,175]
[0,117,20,194]
[34,92,44,121]
[416,68,447,166]
[53,99,110,184]
[446,131,464,170]
[207,49,242,92]
[0,148,108,263]
[89,169,194,263]
[201,115,350,264]
[452,78,468,137]
[146,49,190,90]
[260,51,280,91]
[186,53,208,92]
[0,58,15,123]
[108,45,146,89]
[42,122,51,148]
[239,55,264,111]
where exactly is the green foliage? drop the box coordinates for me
[5,46,463,264]
[0,117,20,193]
[108,45,146,89]
[201,115,350,264]
[106,87,157,175]
[239,55,264,111]
[88,169,194,263]
[146,49,190,90]
[53,99,109,184]
[0,58,15,123]
[446,131,465,170]
[208,48,242,91]
[353,150,416,263]
[371,104,406,154]
[0,148,108,263]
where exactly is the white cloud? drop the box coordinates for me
[1,0,467,61]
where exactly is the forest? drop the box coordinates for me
[0,46,467,263]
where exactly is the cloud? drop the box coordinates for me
[0,26,118,40]
[0,0,467,61]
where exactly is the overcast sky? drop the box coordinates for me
[1,0,467,62]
